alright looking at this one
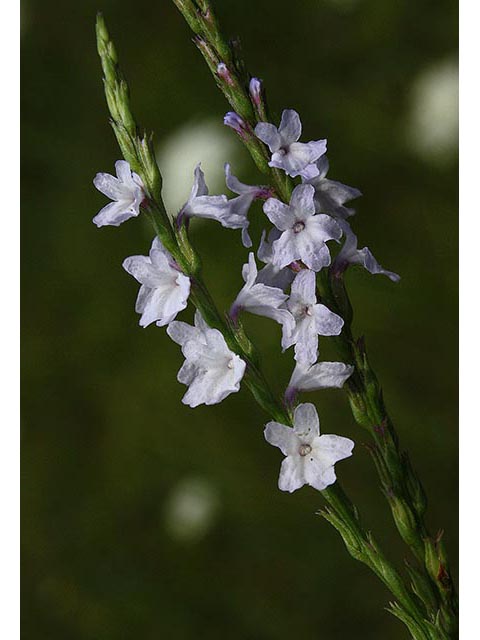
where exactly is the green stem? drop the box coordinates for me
[318,269,458,637]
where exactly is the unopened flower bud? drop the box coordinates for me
[249,77,263,106]
[223,111,250,138]
[390,496,419,547]
[217,62,234,86]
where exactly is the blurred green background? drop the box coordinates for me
[21,0,458,638]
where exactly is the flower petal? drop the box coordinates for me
[93,172,124,200]
[263,197,294,231]
[278,456,306,493]
[291,269,316,305]
[93,201,138,227]
[254,122,282,152]
[293,402,320,441]
[290,184,316,219]
[313,304,344,336]
[313,434,355,466]
[278,109,302,144]
[264,421,299,456]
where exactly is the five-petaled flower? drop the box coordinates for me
[182,163,265,247]
[333,223,400,282]
[285,360,354,405]
[263,184,342,271]
[303,156,362,219]
[264,402,354,493]
[255,109,327,179]
[93,160,145,227]
[230,253,294,339]
[122,237,191,328]
[282,269,344,365]
[167,311,246,407]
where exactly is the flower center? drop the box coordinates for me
[299,444,312,457]
[293,221,305,234]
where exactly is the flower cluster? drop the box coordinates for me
[93,106,400,495]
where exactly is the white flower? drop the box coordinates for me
[285,360,354,404]
[264,402,354,493]
[282,269,344,365]
[333,223,400,282]
[256,229,296,291]
[302,156,362,219]
[93,160,145,227]
[122,237,190,328]
[182,164,266,247]
[178,163,224,221]
[263,184,342,271]
[230,253,294,338]
[167,311,246,407]
[255,109,327,179]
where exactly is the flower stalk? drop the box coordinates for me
[94,7,457,639]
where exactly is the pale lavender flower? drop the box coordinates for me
[178,163,223,223]
[167,311,246,408]
[185,163,267,247]
[303,156,362,219]
[333,224,401,282]
[285,360,354,405]
[93,160,145,227]
[282,269,344,365]
[256,229,296,291]
[122,237,190,328]
[254,109,327,179]
[263,184,342,271]
[230,253,294,339]
[264,402,354,493]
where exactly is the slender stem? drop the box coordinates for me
[318,269,458,637]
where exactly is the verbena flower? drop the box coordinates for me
[263,184,342,271]
[255,229,296,291]
[93,160,145,227]
[264,402,354,493]
[285,361,354,405]
[178,163,224,222]
[167,311,246,407]
[122,237,190,328]
[254,109,327,179]
[282,269,344,364]
[230,253,294,338]
[182,163,265,247]
[333,224,400,282]
[303,156,362,219]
